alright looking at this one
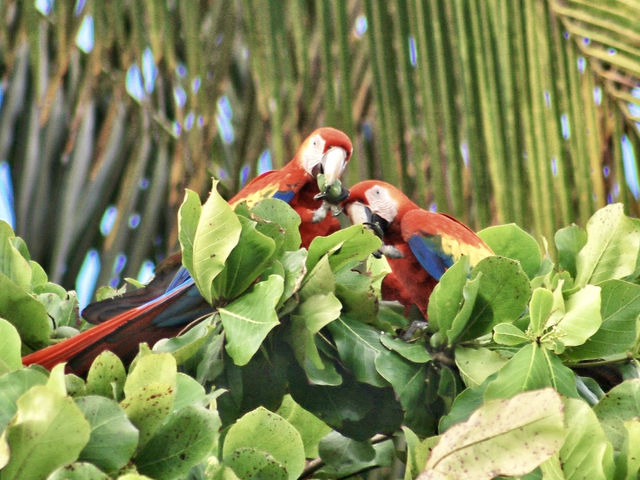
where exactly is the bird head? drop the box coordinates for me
[298,127,353,203]
[343,180,418,238]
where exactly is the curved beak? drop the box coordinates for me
[322,147,348,186]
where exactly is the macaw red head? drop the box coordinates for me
[343,180,419,238]
[297,127,353,201]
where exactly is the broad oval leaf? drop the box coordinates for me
[478,223,542,278]
[1,384,91,480]
[484,343,578,399]
[575,204,640,286]
[220,274,284,366]
[136,405,220,480]
[177,189,202,275]
[593,379,640,452]
[542,398,615,480]
[86,350,126,400]
[47,462,109,479]
[223,407,305,480]
[421,389,564,479]
[76,395,139,473]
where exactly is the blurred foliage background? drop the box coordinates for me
[0,0,639,307]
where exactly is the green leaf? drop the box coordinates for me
[328,315,388,387]
[211,215,276,301]
[177,189,202,276]
[440,275,482,347]
[593,379,640,453]
[290,293,342,369]
[153,323,212,365]
[276,394,331,458]
[426,256,471,335]
[622,419,640,479]
[492,323,529,346]
[299,254,334,301]
[0,273,51,353]
[0,368,48,432]
[543,285,601,350]
[287,365,403,441]
[220,448,287,480]
[1,384,91,480]
[0,222,32,289]
[529,287,555,336]
[379,335,432,363]
[575,204,640,286]
[317,431,395,478]
[190,179,242,305]
[47,462,109,479]
[136,405,219,480]
[455,347,508,388]
[375,349,433,436]
[223,407,305,480]
[457,256,531,342]
[278,249,308,309]
[478,223,542,278]
[85,350,126,400]
[555,224,587,278]
[334,267,378,322]
[250,198,301,252]
[121,353,177,448]
[422,389,564,479]
[0,318,21,374]
[403,427,439,480]
[173,372,208,412]
[564,279,640,361]
[75,395,139,473]
[306,225,381,273]
[484,343,578,399]
[540,398,614,480]
[220,275,283,366]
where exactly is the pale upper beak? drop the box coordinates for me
[322,147,348,186]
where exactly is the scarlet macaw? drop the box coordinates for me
[22,127,353,375]
[343,180,492,318]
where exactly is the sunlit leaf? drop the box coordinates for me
[276,394,331,458]
[1,384,91,480]
[0,317,21,374]
[190,180,242,304]
[211,215,276,301]
[421,389,564,479]
[478,223,541,278]
[223,407,305,480]
[564,279,640,361]
[575,204,640,287]
[540,398,614,480]
[484,343,578,399]
[454,347,509,388]
[86,350,126,400]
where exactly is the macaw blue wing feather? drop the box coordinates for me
[273,190,295,203]
[407,234,454,281]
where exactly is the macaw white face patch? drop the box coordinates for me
[301,134,327,175]
[364,185,398,222]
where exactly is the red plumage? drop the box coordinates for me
[344,180,492,318]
